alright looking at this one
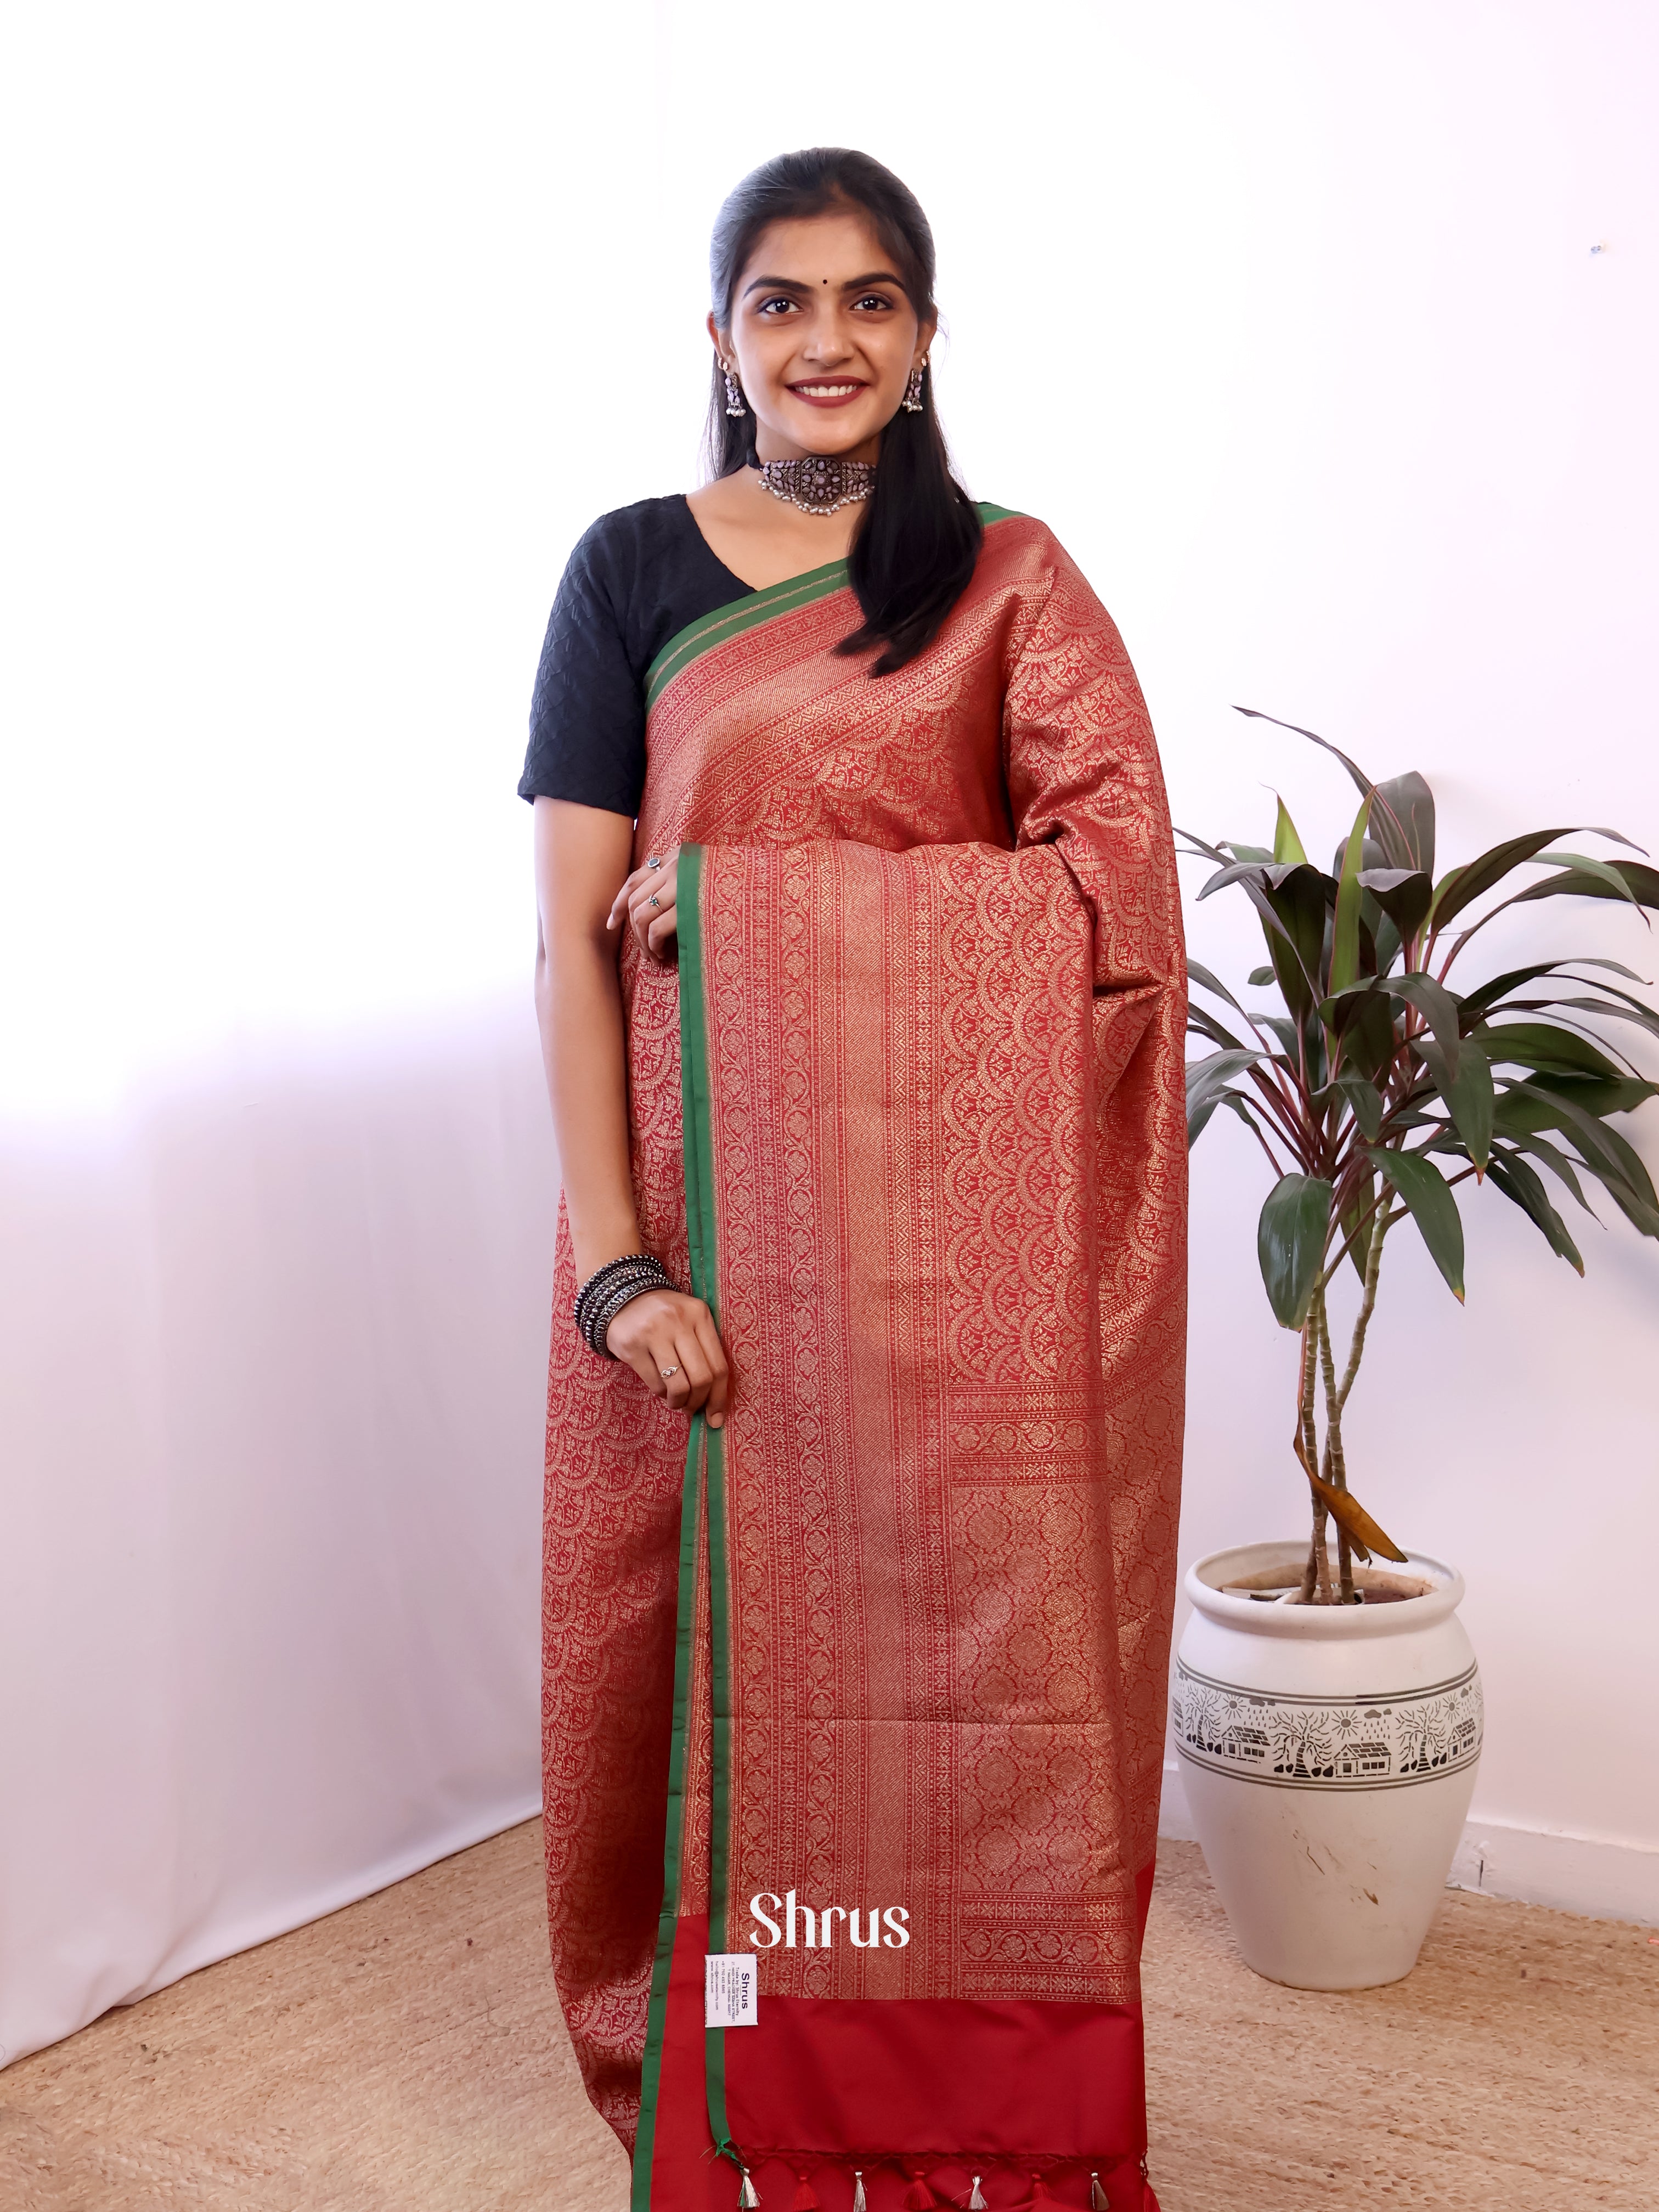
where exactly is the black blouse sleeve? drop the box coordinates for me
[518,518,647,818]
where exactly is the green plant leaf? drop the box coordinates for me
[1357,867,1434,951]
[1250,864,1330,1024]
[1189,1003,1248,1051]
[1330,1071,1385,1141]
[1257,1174,1334,1327]
[1479,1023,1627,1082]
[1187,1049,1265,1144]
[1387,972,1463,1071]
[1273,797,1309,865]
[1417,1032,1494,1172]
[1498,1073,1657,1124]
[1231,706,1389,825]
[1501,994,1659,1048]
[1248,964,1277,987]
[1176,828,1231,866]
[1195,859,1270,900]
[1187,1095,1221,1144]
[1314,977,1399,1081]
[1187,960,1248,1014]
[1510,859,1659,913]
[1319,973,1459,1060]
[1487,1150,1585,1273]
[1220,1090,1272,1142]
[1329,792,1374,995]
[1370,772,1436,878]
[1335,1159,1378,1282]
[1528,1084,1659,1220]
[1459,956,1649,1017]
[1189,1087,1262,1143]
[1187,1045,1265,1085]
[1232,706,1374,788]
[1503,1127,1593,1213]
[1195,859,1272,900]
[1227,713,1437,878]
[1491,1087,1655,1228]
[1347,986,1399,1082]
[1531,851,1643,909]
[1370,911,1404,979]
[1368,1147,1466,1300]
[1495,1082,1659,1235]
[1430,828,1641,929]
[1252,1012,1305,1062]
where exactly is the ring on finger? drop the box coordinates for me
[659,1363,680,1381]
[648,893,661,907]
[647,854,663,868]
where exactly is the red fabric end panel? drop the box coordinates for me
[724,1996,1148,2160]
[645,1915,730,2211]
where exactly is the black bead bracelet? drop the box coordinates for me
[573,1252,676,1358]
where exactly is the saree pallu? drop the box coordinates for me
[541,511,1187,2212]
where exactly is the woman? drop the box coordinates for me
[523,148,1186,2212]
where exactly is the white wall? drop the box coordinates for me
[4,0,1656,2066]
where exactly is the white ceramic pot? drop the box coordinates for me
[1172,1540,1481,1990]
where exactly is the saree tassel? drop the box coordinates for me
[851,2174,867,2212]
[902,2177,940,2210]
[968,2180,989,2210]
[738,2174,761,2208]
[1091,2177,1110,2210]
[790,2178,820,2211]
[1028,2176,1056,2206]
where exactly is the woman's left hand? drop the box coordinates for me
[608,845,680,963]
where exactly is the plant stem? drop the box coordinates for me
[1312,1188,1386,1296]
[1295,1317,1331,1602]
[1314,1292,1355,1604]
[1337,1204,1392,1414]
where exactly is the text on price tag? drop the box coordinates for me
[704,1953,759,2028]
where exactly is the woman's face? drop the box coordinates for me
[710,207,934,464]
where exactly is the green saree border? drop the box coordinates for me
[631,845,730,2203]
[644,503,1025,710]
[645,561,850,712]
[629,1406,707,2207]
[630,845,743,2197]
[678,846,740,2168]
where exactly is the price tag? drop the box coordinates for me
[704,1952,759,2028]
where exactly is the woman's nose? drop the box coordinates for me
[802,324,853,364]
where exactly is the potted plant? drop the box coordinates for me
[1173,709,1659,1988]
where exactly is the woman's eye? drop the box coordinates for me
[853,294,895,311]
[757,296,798,316]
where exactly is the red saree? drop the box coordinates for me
[541,510,1187,2212]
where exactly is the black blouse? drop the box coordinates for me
[518,496,755,818]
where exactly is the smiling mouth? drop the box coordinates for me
[788,380,867,404]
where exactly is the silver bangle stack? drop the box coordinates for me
[573,1252,675,1358]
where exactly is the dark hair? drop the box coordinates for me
[706,148,983,676]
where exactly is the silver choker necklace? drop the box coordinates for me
[754,455,876,517]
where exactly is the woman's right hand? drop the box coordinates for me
[608,845,680,963]
[605,1288,729,1427]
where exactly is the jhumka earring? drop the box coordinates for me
[722,359,747,418]
[901,357,928,413]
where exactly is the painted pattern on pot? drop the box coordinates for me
[1173,1659,1482,1790]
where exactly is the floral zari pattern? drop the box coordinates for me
[539,515,1188,2204]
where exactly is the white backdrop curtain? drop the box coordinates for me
[4,0,1658,2069]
